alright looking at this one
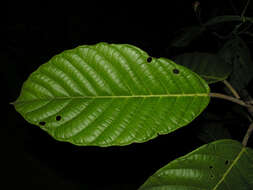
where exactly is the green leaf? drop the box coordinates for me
[173,52,231,84]
[219,37,253,91]
[139,139,253,190]
[204,15,253,26]
[13,42,210,147]
[171,26,205,47]
[197,122,231,143]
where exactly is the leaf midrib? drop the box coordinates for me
[14,93,208,104]
[212,147,246,190]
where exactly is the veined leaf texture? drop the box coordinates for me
[139,140,253,190]
[13,43,210,146]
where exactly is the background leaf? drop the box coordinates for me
[13,43,210,147]
[219,37,253,91]
[173,52,231,84]
[139,139,253,190]
[170,26,205,47]
[204,15,253,26]
[197,122,231,143]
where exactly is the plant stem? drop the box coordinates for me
[246,100,253,105]
[241,0,251,18]
[209,93,252,108]
[223,80,240,99]
[242,123,253,146]
[240,89,253,146]
[210,92,253,146]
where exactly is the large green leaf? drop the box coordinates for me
[139,139,253,190]
[173,52,231,84]
[13,42,210,146]
[219,37,253,91]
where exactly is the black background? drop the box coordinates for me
[3,0,253,189]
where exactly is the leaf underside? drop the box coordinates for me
[13,43,210,146]
[171,26,205,47]
[139,139,253,190]
[204,15,244,26]
[173,52,231,84]
[197,122,231,143]
[219,37,253,91]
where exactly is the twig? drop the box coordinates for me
[246,100,253,105]
[237,23,253,35]
[223,80,240,99]
[210,92,253,146]
[247,115,253,122]
[241,0,251,18]
[209,93,252,108]
[242,123,253,146]
[240,89,253,146]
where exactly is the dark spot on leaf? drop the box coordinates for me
[209,166,213,169]
[211,175,214,178]
[147,57,152,63]
[39,121,46,126]
[225,160,229,165]
[56,115,62,121]
[173,68,180,74]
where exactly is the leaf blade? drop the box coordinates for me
[218,37,253,91]
[139,140,253,190]
[171,26,205,47]
[204,15,253,26]
[173,52,231,84]
[14,43,210,146]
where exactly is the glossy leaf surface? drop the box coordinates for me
[13,43,210,146]
[139,139,253,190]
[173,52,231,84]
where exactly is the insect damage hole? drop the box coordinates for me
[173,68,180,74]
[39,121,46,126]
[225,160,229,165]
[56,115,62,121]
[147,57,152,63]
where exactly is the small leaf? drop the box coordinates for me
[219,37,253,91]
[171,26,205,47]
[13,42,210,147]
[139,139,253,190]
[173,52,231,84]
[204,15,253,26]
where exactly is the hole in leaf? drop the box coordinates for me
[225,160,229,165]
[56,115,62,121]
[173,68,180,74]
[39,121,46,126]
[147,57,152,63]
[209,166,213,169]
[211,175,214,178]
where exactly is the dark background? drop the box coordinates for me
[3,0,253,189]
